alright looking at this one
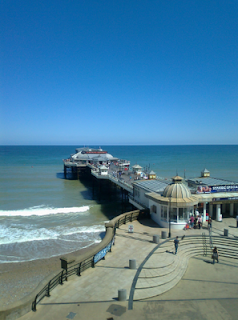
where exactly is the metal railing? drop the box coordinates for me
[202,232,207,256]
[209,227,213,249]
[114,209,149,228]
[32,209,149,311]
[32,252,103,311]
[128,194,146,209]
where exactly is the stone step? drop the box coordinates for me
[142,253,175,269]
[132,236,238,301]
[139,255,183,278]
[134,263,188,300]
[136,257,186,289]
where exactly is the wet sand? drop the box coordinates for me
[0,244,98,309]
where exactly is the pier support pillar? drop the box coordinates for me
[209,204,213,218]
[216,204,221,221]
[230,203,234,216]
[203,202,207,223]
[222,203,226,214]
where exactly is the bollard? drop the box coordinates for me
[129,259,136,269]
[118,289,127,301]
[153,235,160,244]
[224,229,228,237]
[161,231,167,239]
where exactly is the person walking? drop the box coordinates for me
[198,215,202,229]
[174,236,179,254]
[190,215,194,229]
[212,247,219,264]
[208,216,212,230]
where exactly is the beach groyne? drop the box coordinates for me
[0,209,149,320]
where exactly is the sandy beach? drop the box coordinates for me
[0,244,98,309]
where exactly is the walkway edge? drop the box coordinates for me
[128,238,171,310]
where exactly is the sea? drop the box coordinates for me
[1,145,238,263]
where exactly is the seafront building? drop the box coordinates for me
[63,149,238,230]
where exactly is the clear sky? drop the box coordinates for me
[1,0,237,145]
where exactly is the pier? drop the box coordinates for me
[63,157,146,211]
[63,148,238,230]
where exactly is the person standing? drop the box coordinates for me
[198,215,202,229]
[174,236,179,254]
[236,214,238,228]
[212,247,219,264]
[190,215,194,229]
[194,216,198,229]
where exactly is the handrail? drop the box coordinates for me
[128,194,146,209]
[209,227,213,249]
[202,232,207,256]
[31,209,149,311]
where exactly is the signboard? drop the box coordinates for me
[212,197,238,201]
[197,185,238,194]
[197,186,212,193]
[94,239,114,264]
[128,224,134,233]
[211,185,238,193]
[83,151,107,154]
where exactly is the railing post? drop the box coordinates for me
[130,212,133,222]
[32,296,37,312]
[59,270,64,284]
[77,263,81,276]
[46,280,51,297]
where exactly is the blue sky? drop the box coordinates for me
[1,0,237,145]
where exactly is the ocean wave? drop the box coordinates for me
[0,224,105,245]
[0,205,90,217]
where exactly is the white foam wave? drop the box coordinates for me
[63,225,105,235]
[0,224,105,245]
[0,205,90,217]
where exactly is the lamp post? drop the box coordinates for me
[168,196,171,238]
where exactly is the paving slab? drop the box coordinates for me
[19,218,238,320]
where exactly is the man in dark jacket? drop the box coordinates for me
[174,236,179,254]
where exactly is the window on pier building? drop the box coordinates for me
[134,187,140,198]
[161,205,167,221]
[170,207,177,222]
[178,207,193,222]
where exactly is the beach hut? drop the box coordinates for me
[148,170,156,180]
[132,164,142,175]
[99,165,109,175]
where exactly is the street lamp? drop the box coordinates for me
[168,196,171,238]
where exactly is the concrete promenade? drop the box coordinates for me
[20,218,238,320]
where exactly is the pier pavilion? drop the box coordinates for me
[131,171,238,229]
[146,176,199,230]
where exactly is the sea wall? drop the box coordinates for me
[0,209,147,320]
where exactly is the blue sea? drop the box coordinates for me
[1,145,238,263]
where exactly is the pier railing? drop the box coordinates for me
[31,209,149,312]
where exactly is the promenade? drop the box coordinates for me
[20,218,238,320]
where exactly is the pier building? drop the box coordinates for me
[63,147,130,178]
[131,171,238,229]
[145,176,199,230]
[63,149,238,230]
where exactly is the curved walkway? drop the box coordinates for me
[19,218,238,320]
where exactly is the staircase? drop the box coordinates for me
[133,234,238,300]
